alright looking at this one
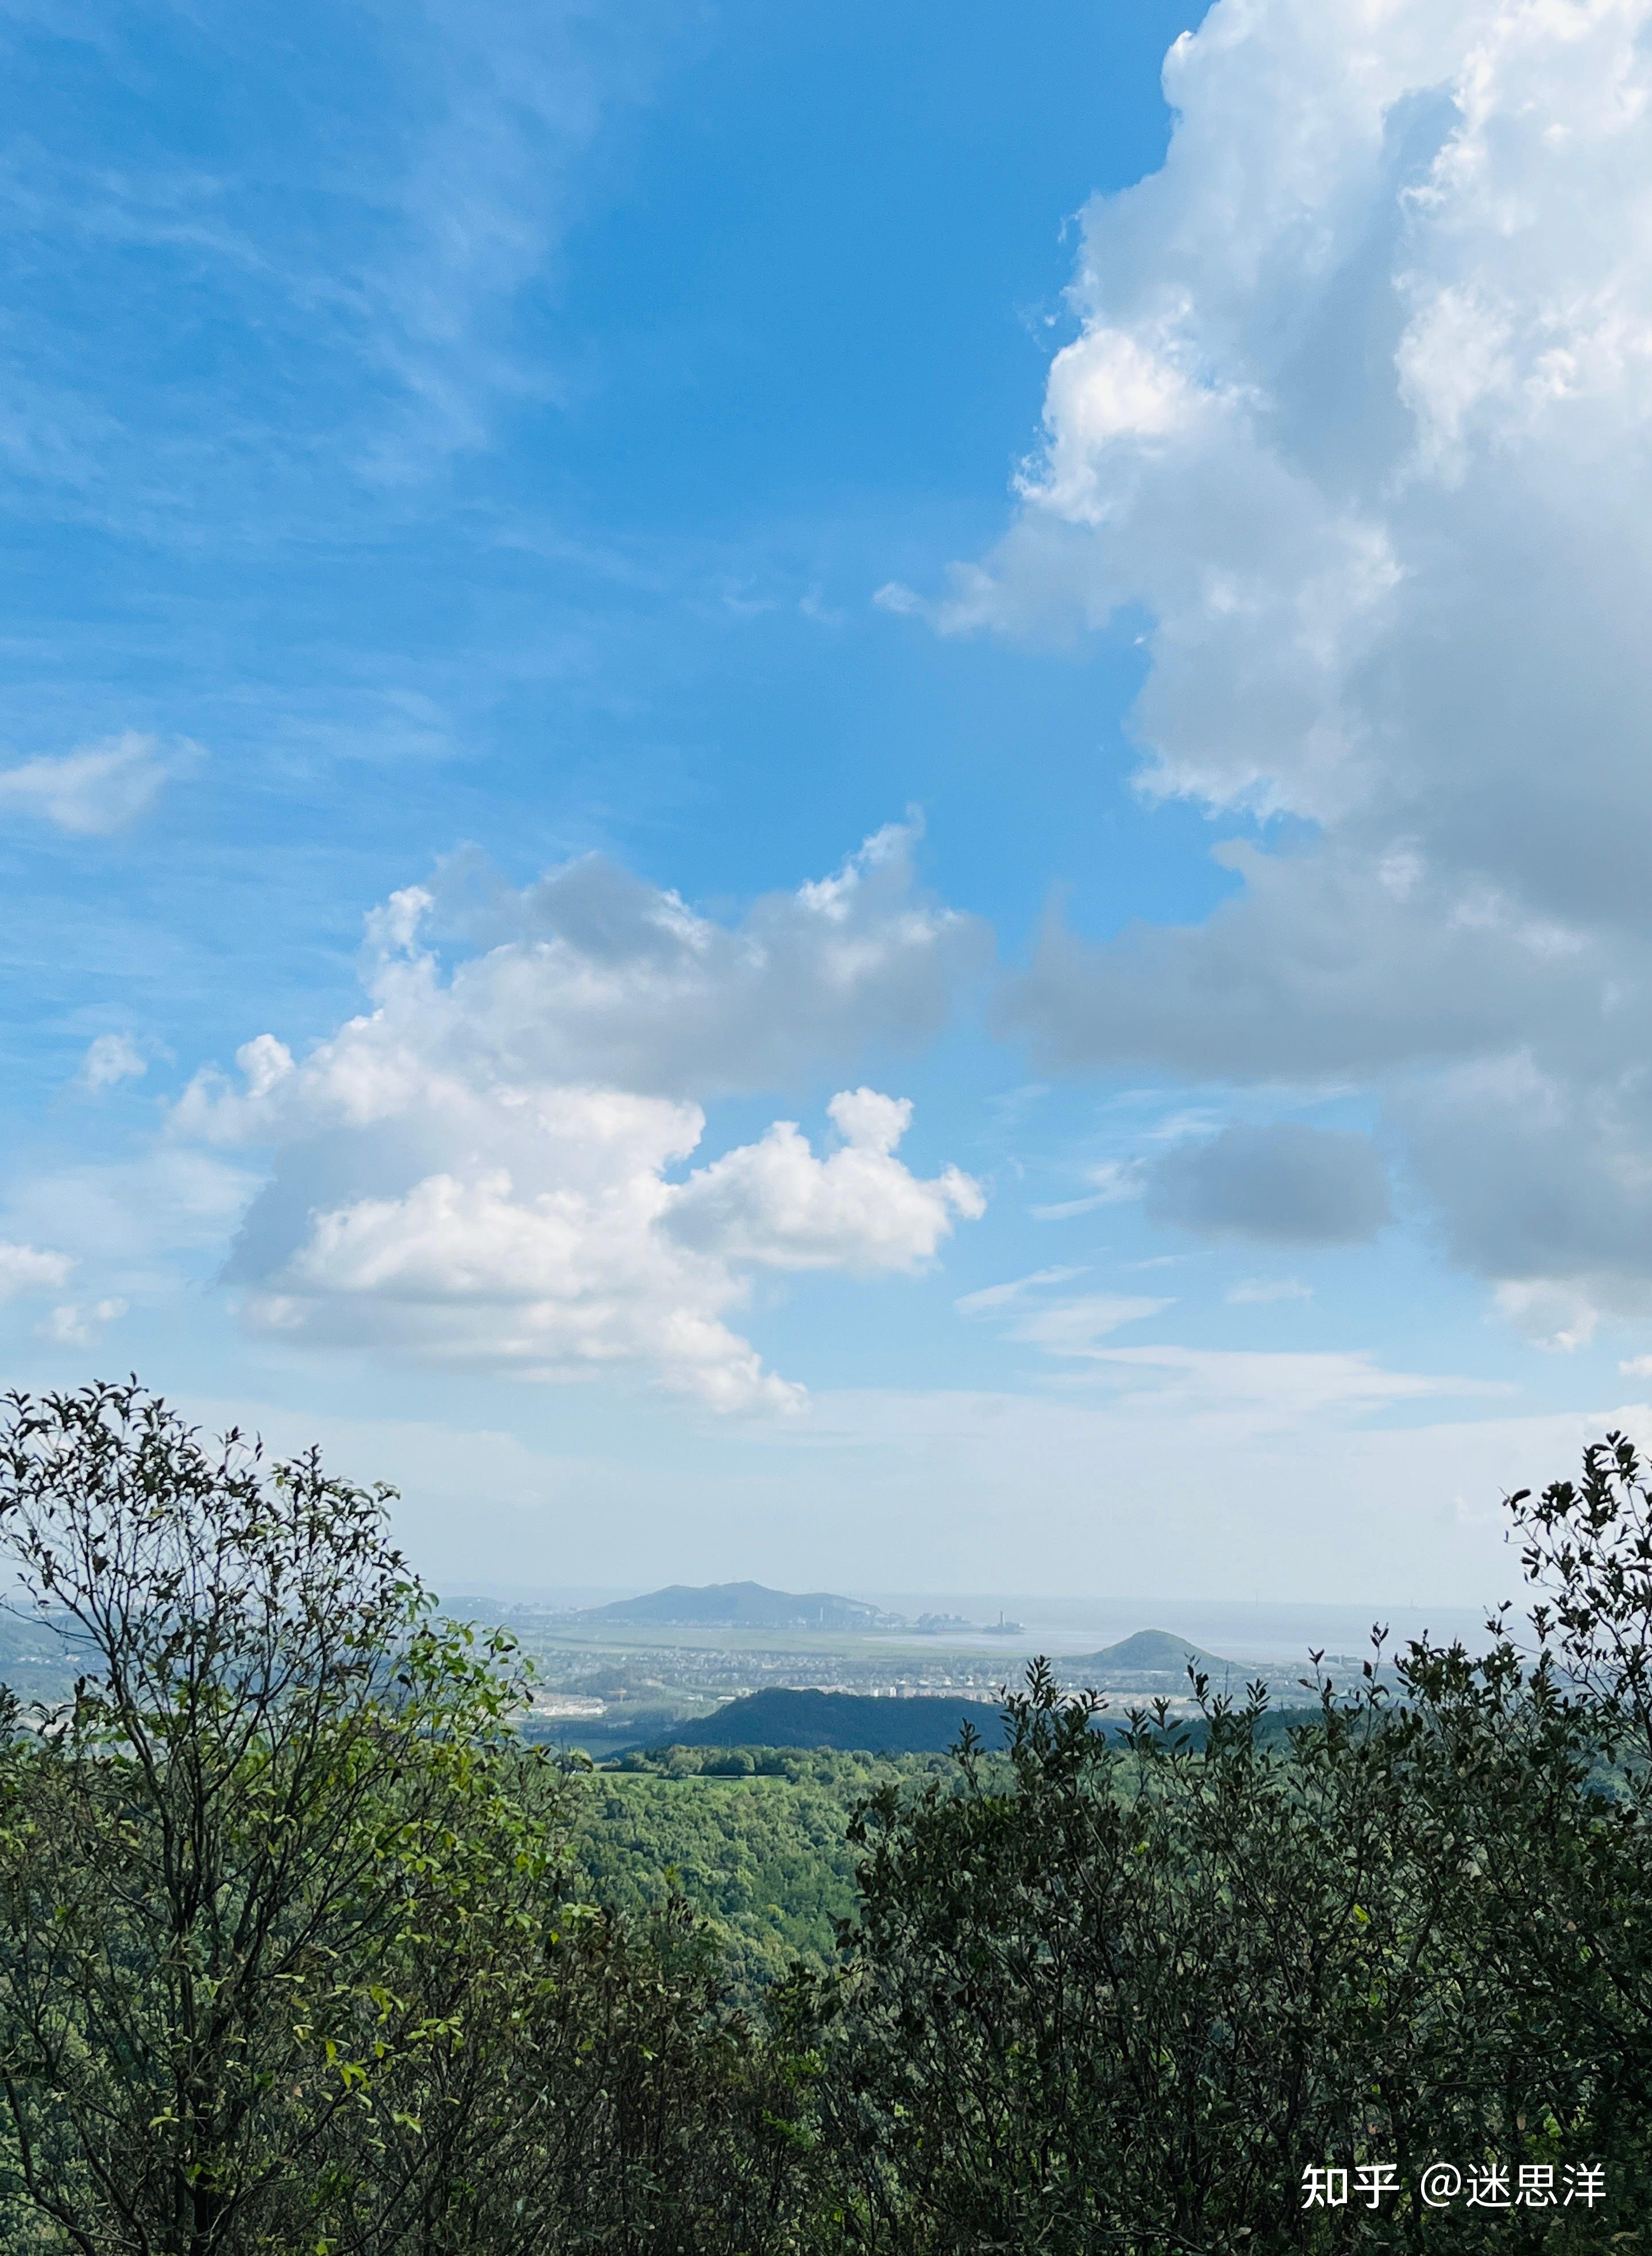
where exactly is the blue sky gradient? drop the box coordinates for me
[5,0,1649,1605]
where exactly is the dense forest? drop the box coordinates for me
[566,1756,892,1996]
[0,1383,1647,2252]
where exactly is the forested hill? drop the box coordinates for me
[1076,1629,1240,1679]
[582,1582,897,1630]
[657,1686,1005,1753]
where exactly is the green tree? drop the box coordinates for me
[13,1380,1652,2255]
[383,1889,818,2256]
[797,1455,1652,2251]
[0,1382,554,2255]
[0,1382,820,2256]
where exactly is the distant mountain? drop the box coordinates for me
[1074,1629,1241,1681]
[657,1687,1005,1754]
[581,1581,901,1632]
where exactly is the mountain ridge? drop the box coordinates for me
[581,1581,900,1632]
[650,1687,1005,1754]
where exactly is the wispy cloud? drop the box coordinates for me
[1006,1294,1172,1356]
[353,0,695,478]
[75,1032,149,1091]
[0,731,199,834]
[1030,1160,1142,1220]
[1227,1276,1313,1306]
[0,2,693,522]
[954,1265,1084,1316]
[985,1082,1049,1130]
[1068,1345,1507,1428]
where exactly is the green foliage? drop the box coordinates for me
[565,1753,946,1996]
[2,1382,1651,2253]
[0,1386,813,2256]
[0,1382,560,2253]
[786,1455,1652,2252]
[657,1688,1007,1756]
[342,1883,819,2256]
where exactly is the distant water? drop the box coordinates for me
[445,1582,1512,1672]
[859,1594,1507,1668]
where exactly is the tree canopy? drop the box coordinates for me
[0,1382,1647,2251]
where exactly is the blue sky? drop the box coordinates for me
[6,0,1652,1606]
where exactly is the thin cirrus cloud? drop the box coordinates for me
[954,1266,1085,1317]
[0,731,198,835]
[1006,1294,1172,1358]
[1228,1277,1314,1307]
[954,1270,1172,1363]
[906,0,1652,1343]
[354,0,694,477]
[1029,1161,1142,1221]
[1068,1345,1506,1429]
[172,827,986,1411]
[0,4,693,507]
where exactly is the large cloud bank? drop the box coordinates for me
[939,0,1652,1343]
[176,826,985,1410]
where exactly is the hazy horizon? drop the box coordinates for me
[441,1577,1500,1666]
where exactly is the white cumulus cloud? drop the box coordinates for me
[173,831,985,1409]
[933,0,1652,1339]
[181,819,984,1123]
[0,1241,74,1304]
[668,1090,982,1272]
